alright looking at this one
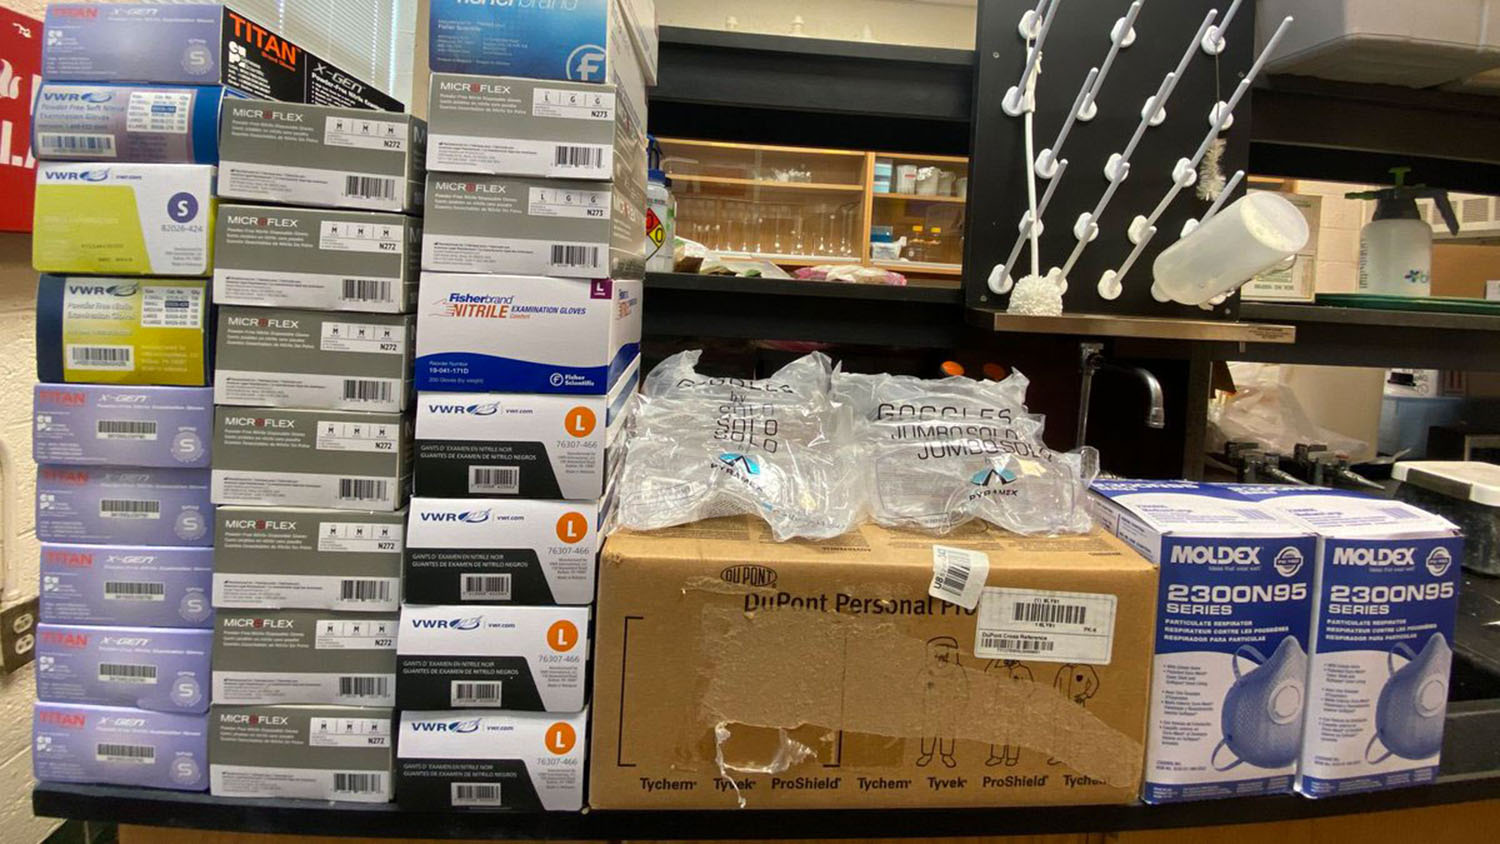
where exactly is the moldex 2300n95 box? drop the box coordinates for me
[213,204,421,313]
[37,624,211,713]
[214,506,404,613]
[214,308,414,413]
[212,610,398,707]
[33,164,215,276]
[34,384,213,469]
[219,101,426,213]
[41,542,214,629]
[416,274,641,395]
[210,705,394,802]
[37,466,213,547]
[211,408,411,511]
[428,0,659,85]
[36,277,210,388]
[397,708,587,811]
[1089,481,1317,803]
[34,702,208,791]
[396,605,590,712]
[32,83,234,164]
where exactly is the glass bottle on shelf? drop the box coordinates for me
[928,226,945,264]
[906,226,926,263]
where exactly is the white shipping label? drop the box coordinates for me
[316,420,400,453]
[315,618,396,650]
[319,322,406,355]
[929,545,989,610]
[318,521,403,554]
[308,716,391,748]
[319,220,404,254]
[324,116,408,152]
[140,285,203,329]
[532,87,615,121]
[974,587,1117,665]
[127,91,192,134]
[527,186,611,220]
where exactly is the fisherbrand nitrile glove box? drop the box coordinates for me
[214,308,414,413]
[422,174,644,279]
[34,384,213,469]
[396,605,589,711]
[415,274,641,395]
[34,702,208,791]
[428,0,659,85]
[37,624,211,713]
[37,466,213,547]
[404,498,606,606]
[211,407,411,511]
[211,610,398,707]
[397,708,587,812]
[218,101,426,213]
[36,276,210,387]
[32,83,235,164]
[213,506,404,613]
[213,204,421,313]
[32,164,216,277]
[210,705,394,803]
[41,542,214,628]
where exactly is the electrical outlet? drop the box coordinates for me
[0,596,39,673]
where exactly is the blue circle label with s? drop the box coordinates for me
[167,192,199,223]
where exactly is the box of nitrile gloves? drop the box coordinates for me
[34,702,208,791]
[414,356,636,500]
[213,204,421,313]
[218,101,425,213]
[396,605,589,712]
[404,498,606,606]
[41,542,213,628]
[213,506,404,613]
[37,624,211,713]
[212,610,398,707]
[428,0,658,85]
[210,705,394,803]
[211,408,410,512]
[397,708,587,811]
[33,164,216,276]
[35,276,210,388]
[33,384,213,469]
[32,83,235,164]
[422,174,645,279]
[37,466,213,547]
[214,308,414,413]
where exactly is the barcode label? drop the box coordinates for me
[929,545,989,610]
[979,633,1055,653]
[343,379,394,404]
[554,145,604,169]
[333,772,385,795]
[461,574,513,601]
[338,479,389,502]
[549,244,601,269]
[341,279,394,303]
[98,662,157,684]
[103,581,166,602]
[468,466,519,495]
[343,175,397,201]
[339,579,393,603]
[96,742,154,763]
[99,499,160,519]
[975,587,1117,665]
[338,676,390,698]
[1013,601,1088,626]
[68,345,134,371]
[451,681,502,707]
[97,420,157,440]
[452,782,504,807]
[39,133,117,156]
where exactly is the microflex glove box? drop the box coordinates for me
[37,624,211,714]
[211,408,411,512]
[41,542,214,629]
[37,466,213,547]
[1089,481,1318,803]
[1226,486,1463,798]
[397,708,587,812]
[214,506,404,613]
[396,605,590,712]
[416,274,642,395]
[427,74,647,185]
[212,610,398,707]
[33,164,215,277]
[210,705,394,803]
[36,276,210,388]
[429,0,659,85]
[43,3,403,111]
[34,702,208,792]
[34,384,213,469]
[414,357,636,500]
[213,204,421,313]
[32,83,234,164]
[219,101,426,213]
[404,498,606,606]
[214,308,414,413]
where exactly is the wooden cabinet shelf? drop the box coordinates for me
[666,174,864,191]
[875,192,967,204]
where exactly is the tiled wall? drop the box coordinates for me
[1293,180,1375,294]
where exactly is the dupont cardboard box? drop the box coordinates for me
[212,609,398,707]
[590,519,1157,809]
[33,384,213,469]
[32,83,235,164]
[42,4,403,110]
[210,705,394,802]
[213,204,421,313]
[34,702,208,791]
[33,165,216,276]
[214,308,414,413]
[219,101,426,213]
[36,276,210,388]
[397,708,587,811]
[429,0,659,86]
[213,506,404,613]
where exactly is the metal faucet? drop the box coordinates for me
[1077,342,1166,449]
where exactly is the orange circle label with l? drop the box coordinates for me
[545,721,578,755]
[547,620,580,653]
[555,512,588,545]
[564,407,597,438]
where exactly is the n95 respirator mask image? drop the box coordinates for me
[1368,633,1451,763]
[1215,636,1306,772]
